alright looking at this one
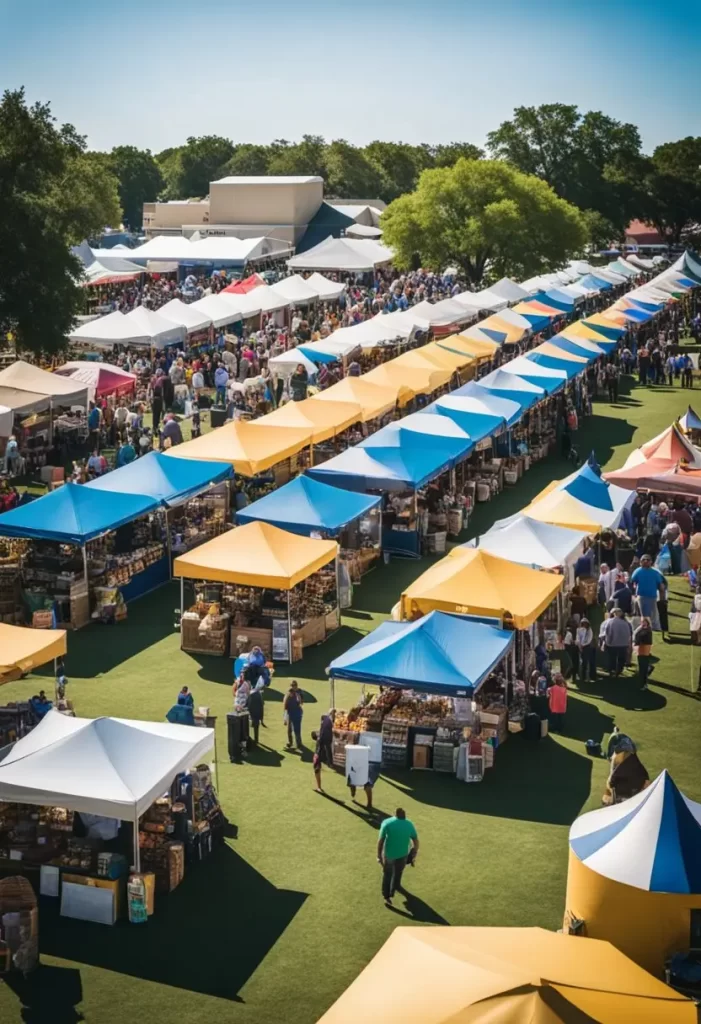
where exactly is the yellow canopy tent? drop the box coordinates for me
[585,312,634,332]
[400,547,562,628]
[164,420,312,477]
[523,488,610,532]
[561,321,614,343]
[413,341,474,373]
[440,334,499,361]
[311,377,402,421]
[0,623,67,684]
[478,314,528,344]
[512,299,561,317]
[364,360,451,401]
[317,926,695,1024]
[255,398,362,443]
[173,521,337,588]
[597,308,630,326]
[530,341,588,364]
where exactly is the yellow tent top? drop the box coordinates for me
[531,341,588,364]
[364,361,449,402]
[400,547,562,628]
[311,376,402,421]
[255,398,362,443]
[561,321,614,343]
[173,521,337,589]
[440,334,499,361]
[317,926,695,1024]
[0,623,67,684]
[597,308,630,326]
[164,420,312,477]
[414,341,474,373]
[390,348,460,379]
[585,312,632,331]
[479,314,528,344]
[523,488,608,532]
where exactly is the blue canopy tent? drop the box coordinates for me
[452,382,523,427]
[296,346,339,364]
[86,451,233,506]
[525,352,585,380]
[359,413,475,468]
[535,289,575,313]
[561,464,614,511]
[0,482,159,545]
[579,319,626,342]
[471,369,545,413]
[547,336,602,362]
[625,298,664,313]
[327,610,513,697]
[235,474,380,537]
[616,306,653,324]
[504,356,567,395]
[515,312,551,332]
[578,274,613,292]
[418,395,506,444]
[306,445,454,493]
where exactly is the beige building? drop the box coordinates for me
[143,176,324,245]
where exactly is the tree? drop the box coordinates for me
[365,142,432,201]
[580,209,618,250]
[106,145,164,229]
[641,138,701,244]
[381,159,587,286]
[325,140,385,198]
[487,104,642,229]
[159,135,235,197]
[430,142,484,167]
[267,134,327,178]
[221,144,272,177]
[0,88,121,355]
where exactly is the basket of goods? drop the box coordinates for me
[447,509,463,536]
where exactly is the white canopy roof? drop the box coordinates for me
[0,709,214,821]
[235,284,289,315]
[489,278,529,302]
[127,235,291,266]
[68,310,151,347]
[492,308,533,331]
[187,294,243,329]
[158,298,213,333]
[465,516,586,569]
[410,299,477,326]
[268,349,318,378]
[306,273,346,301]
[124,306,186,349]
[272,275,320,304]
[345,223,383,238]
[0,361,89,406]
[288,237,393,272]
[507,355,568,381]
[453,289,508,313]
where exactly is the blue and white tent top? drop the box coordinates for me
[443,384,522,429]
[419,394,508,443]
[474,369,545,410]
[463,516,587,570]
[360,413,474,467]
[558,464,633,518]
[569,770,701,895]
[328,610,514,697]
[502,356,567,394]
[548,336,605,360]
[680,406,701,432]
[306,444,454,493]
[86,451,233,507]
[235,474,380,537]
[525,353,585,380]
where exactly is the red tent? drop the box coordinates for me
[222,273,265,295]
[639,423,697,463]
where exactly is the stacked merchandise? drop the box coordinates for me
[0,705,35,748]
[20,543,89,629]
[169,490,228,556]
[176,765,224,863]
[138,799,185,894]
[0,804,75,866]
[0,539,27,626]
[381,718,410,768]
[181,601,230,656]
[0,875,38,974]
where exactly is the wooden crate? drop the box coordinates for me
[229,626,273,659]
[181,617,228,656]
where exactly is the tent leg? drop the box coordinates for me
[287,598,292,664]
[133,818,141,873]
[180,577,184,616]
[166,510,173,579]
[330,677,336,709]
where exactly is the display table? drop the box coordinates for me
[382,527,420,558]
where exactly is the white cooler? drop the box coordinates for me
[345,744,370,787]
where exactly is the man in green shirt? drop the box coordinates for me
[377,807,419,906]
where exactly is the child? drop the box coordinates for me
[547,673,568,733]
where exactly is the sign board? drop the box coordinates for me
[272,618,290,661]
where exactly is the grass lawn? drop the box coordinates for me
[1,376,701,1024]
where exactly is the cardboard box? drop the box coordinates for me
[412,745,430,769]
[32,610,53,629]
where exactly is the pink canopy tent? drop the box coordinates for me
[55,362,136,400]
[222,273,265,294]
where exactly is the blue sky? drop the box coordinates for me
[1,0,698,154]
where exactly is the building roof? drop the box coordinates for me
[210,175,323,185]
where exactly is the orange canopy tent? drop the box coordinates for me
[165,420,312,476]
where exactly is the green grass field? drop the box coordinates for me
[1,377,700,1024]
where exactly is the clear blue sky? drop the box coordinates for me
[1,0,697,154]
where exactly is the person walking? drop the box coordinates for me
[631,555,667,631]
[248,684,264,746]
[563,624,579,681]
[377,808,419,907]
[576,617,597,684]
[312,711,334,793]
[283,681,304,749]
[632,617,654,690]
[603,608,633,677]
[547,673,568,732]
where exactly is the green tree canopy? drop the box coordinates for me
[487,104,642,230]
[105,145,164,229]
[381,158,587,286]
[266,135,327,178]
[0,88,121,355]
[221,144,272,177]
[325,140,385,199]
[631,138,701,244]
[158,135,235,198]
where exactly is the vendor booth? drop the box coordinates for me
[0,710,219,926]
[173,521,339,662]
[317,926,695,1024]
[55,362,136,402]
[465,516,586,576]
[327,611,514,777]
[236,474,381,579]
[0,623,67,687]
[565,770,701,978]
[311,377,402,423]
[255,397,362,464]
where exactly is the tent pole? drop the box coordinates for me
[82,544,89,594]
[133,816,141,873]
[287,594,292,664]
[330,676,336,709]
[180,576,184,617]
[166,510,173,579]
[309,442,314,468]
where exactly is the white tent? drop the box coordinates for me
[187,294,243,329]
[287,237,393,272]
[126,235,292,266]
[465,516,586,570]
[82,259,144,286]
[492,308,533,332]
[489,278,529,303]
[236,284,289,314]
[431,392,520,430]
[410,299,477,327]
[306,273,346,301]
[268,349,318,378]
[124,307,187,349]
[0,361,89,407]
[506,356,568,384]
[453,289,508,313]
[68,310,151,347]
[0,709,214,870]
[273,275,320,304]
[371,310,433,336]
[626,254,655,271]
[158,298,213,334]
[345,223,383,239]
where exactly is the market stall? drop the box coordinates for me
[0,623,67,687]
[255,397,362,465]
[54,362,136,402]
[328,611,515,777]
[311,376,404,424]
[0,710,219,923]
[173,521,339,662]
[236,474,382,579]
[464,515,587,581]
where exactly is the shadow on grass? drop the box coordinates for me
[381,734,592,825]
[37,844,307,1003]
[389,888,449,924]
[5,964,84,1024]
[575,676,667,712]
